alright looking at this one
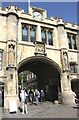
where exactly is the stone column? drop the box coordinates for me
[77,27,79,77]
[4,5,19,109]
[57,18,67,48]
[61,72,75,104]
[57,18,75,105]
[28,26,30,42]
[36,24,41,42]
[46,29,48,45]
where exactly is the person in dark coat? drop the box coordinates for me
[29,89,34,104]
[40,90,45,102]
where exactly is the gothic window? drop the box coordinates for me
[67,34,72,49]
[22,24,36,43]
[72,35,77,49]
[22,26,28,41]
[30,27,36,43]
[41,29,46,44]
[41,27,53,46]
[67,33,77,50]
[69,62,77,73]
[48,31,53,45]
[0,52,2,70]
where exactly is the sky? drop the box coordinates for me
[1,2,78,24]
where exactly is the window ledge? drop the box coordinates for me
[46,45,54,49]
[68,49,78,53]
[18,41,35,47]
[69,73,79,80]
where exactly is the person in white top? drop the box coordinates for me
[72,91,78,103]
[20,89,28,114]
[20,89,25,114]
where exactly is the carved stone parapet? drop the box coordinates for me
[57,18,65,26]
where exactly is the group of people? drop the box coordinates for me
[28,89,45,105]
[19,88,45,114]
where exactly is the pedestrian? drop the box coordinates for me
[29,88,34,104]
[34,89,40,106]
[72,91,79,104]
[40,90,45,103]
[18,86,21,102]
[20,89,25,114]
[25,89,28,114]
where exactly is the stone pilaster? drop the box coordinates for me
[77,27,79,76]
[4,5,19,109]
[61,72,75,104]
[57,18,67,48]
[28,26,30,42]
[36,25,41,42]
[57,18,75,105]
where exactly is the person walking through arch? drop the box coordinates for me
[34,89,40,106]
[20,89,28,114]
[29,88,34,104]
[24,89,28,114]
[40,90,45,103]
[20,89,25,114]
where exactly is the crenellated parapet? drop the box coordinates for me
[65,22,77,30]
[57,17,65,26]
[0,4,24,17]
[0,4,78,31]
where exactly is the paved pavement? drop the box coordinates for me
[0,101,79,119]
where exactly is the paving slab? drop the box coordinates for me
[0,102,78,119]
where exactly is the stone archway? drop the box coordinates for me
[18,56,61,102]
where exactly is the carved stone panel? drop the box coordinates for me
[35,41,46,55]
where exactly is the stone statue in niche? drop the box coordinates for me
[8,44,15,66]
[63,51,68,69]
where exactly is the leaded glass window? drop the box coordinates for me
[22,26,28,41]
[48,31,53,45]
[30,27,36,43]
[67,35,72,49]
[67,33,77,50]
[72,36,77,49]
[41,30,46,44]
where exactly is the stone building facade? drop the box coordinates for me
[0,4,79,108]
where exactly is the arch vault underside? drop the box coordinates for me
[18,56,61,101]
